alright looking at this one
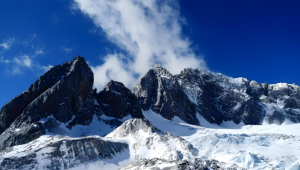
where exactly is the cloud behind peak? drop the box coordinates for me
[74,0,206,89]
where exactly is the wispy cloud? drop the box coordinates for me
[37,64,53,72]
[88,27,98,34]
[61,46,73,53]
[21,33,37,47]
[69,3,79,15]
[74,0,206,89]
[0,56,10,64]
[0,55,52,75]
[0,37,15,50]
[53,17,60,24]
[34,43,45,56]
[35,49,45,55]
[2,55,33,75]
[13,55,33,68]
[0,34,52,75]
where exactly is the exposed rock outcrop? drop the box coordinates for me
[133,66,300,125]
[0,56,94,150]
[132,65,199,125]
[67,80,144,130]
[176,68,300,125]
[0,56,92,134]
[0,136,128,170]
[120,158,246,170]
[98,80,144,119]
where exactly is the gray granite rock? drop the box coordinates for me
[98,80,144,119]
[0,136,128,170]
[132,65,199,125]
[120,158,246,170]
[0,56,93,150]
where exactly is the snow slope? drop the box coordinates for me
[143,109,300,170]
[106,119,198,161]
[1,110,299,169]
[0,135,131,170]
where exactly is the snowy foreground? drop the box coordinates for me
[143,110,300,170]
[1,110,299,170]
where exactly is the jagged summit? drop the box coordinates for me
[0,55,90,134]
[133,65,300,125]
[0,56,94,150]
[132,65,199,125]
[177,67,300,125]
[97,80,144,119]
[0,57,300,170]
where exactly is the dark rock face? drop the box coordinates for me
[120,158,246,170]
[67,89,102,128]
[67,80,144,130]
[133,66,300,125]
[176,68,300,125]
[0,56,94,150]
[0,137,128,170]
[0,57,89,134]
[132,65,199,125]
[97,80,144,119]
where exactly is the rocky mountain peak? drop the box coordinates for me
[133,65,199,125]
[0,56,94,150]
[103,80,129,92]
[107,118,163,138]
[150,64,175,80]
[97,80,144,119]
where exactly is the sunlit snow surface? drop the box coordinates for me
[143,110,300,170]
[2,110,300,170]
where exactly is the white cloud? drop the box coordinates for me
[35,44,45,55]
[31,33,37,38]
[74,0,206,90]
[61,46,73,53]
[35,49,45,55]
[0,55,52,75]
[53,17,60,24]
[13,55,32,68]
[11,66,21,75]
[0,37,15,49]
[90,53,136,89]
[0,56,10,64]
[21,33,38,47]
[0,34,52,75]
[37,64,53,72]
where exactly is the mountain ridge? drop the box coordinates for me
[0,56,299,170]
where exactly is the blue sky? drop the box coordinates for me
[0,0,299,107]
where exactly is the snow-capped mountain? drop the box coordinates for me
[0,56,299,170]
[176,68,300,125]
[133,65,300,126]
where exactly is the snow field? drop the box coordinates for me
[143,109,300,170]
